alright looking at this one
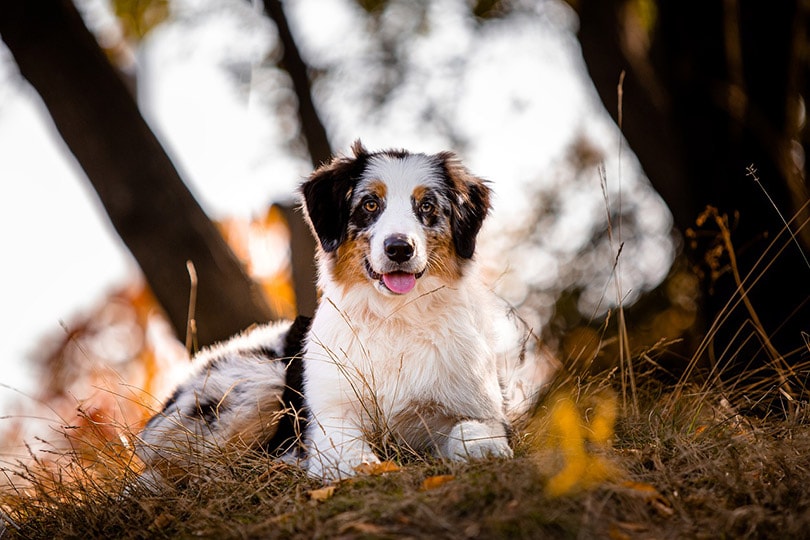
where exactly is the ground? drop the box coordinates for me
[3,373,809,539]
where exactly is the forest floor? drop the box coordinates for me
[2,363,810,540]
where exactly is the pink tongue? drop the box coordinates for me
[382,272,416,294]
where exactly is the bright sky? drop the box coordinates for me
[0,78,130,405]
[0,0,673,413]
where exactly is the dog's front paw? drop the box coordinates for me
[306,448,381,483]
[450,436,513,461]
[445,420,513,461]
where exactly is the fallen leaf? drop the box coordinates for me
[308,485,336,501]
[152,513,173,528]
[339,522,386,535]
[546,454,618,497]
[620,481,659,496]
[620,481,674,517]
[609,521,648,540]
[354,460,401,475]
[421,474,455,491]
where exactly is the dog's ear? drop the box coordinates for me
[301,141,369,252]
[438,152,492,259]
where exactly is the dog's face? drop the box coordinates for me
[301,141,491,296]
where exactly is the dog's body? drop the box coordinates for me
[137,142,553,485]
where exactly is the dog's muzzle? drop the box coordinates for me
[365,234,425,295]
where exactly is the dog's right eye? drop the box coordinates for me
[363,200,379,213]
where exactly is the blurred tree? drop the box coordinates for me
[576,0,810,371]
[0,0,275,348]
[259,0,327,317]
[261,0,332,168]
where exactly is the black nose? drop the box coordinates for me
[384,235,415,263]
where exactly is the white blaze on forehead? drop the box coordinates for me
[360,153,442,199]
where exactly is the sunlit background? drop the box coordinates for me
[0,0,680,449]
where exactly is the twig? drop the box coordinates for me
[710,209,795,397]
[746,164,810,272]
[186,260,198,356]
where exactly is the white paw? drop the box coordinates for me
[306,450,381,483]
[445,420,513,461]
[449,436,513,461]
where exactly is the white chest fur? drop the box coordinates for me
[302,274,513,480]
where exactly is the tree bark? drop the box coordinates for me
[0,0,275,348]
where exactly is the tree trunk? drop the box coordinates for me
[577,0,810,368]
[577,0,698,234]
[0,0,275,348]
[261,0,333,316]
[261,0,332,169]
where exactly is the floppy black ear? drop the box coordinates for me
[301,141,369,252]
[437,152,492,259]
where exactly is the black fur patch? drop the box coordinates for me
[264,315,311,454]
[349,194,384,231]
[195,396,221,426]
[301,142,370,252]
[435,153,492,259]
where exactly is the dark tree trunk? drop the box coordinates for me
[261,0,333,316]
[577,0,698,234]
[262,0,332,169]
[577,1,810,368]
[0,0,275,348]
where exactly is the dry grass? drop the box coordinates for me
[3,197,809,538]
[3,356,810,540]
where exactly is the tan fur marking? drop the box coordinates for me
[224,395,285,447]
[333,236,371,289]
[411,184,428,202]
[426,229,464,282]
[367,180,387,200]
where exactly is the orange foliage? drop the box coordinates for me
[421,474,455,491]
[531,390,620,497]
[217,206,297,320]
[0,208,297,483]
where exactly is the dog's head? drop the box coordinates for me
[301,141,491,296]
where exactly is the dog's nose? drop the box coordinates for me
[384,235,415,263]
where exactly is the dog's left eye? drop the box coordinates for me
[419,201,435,214]
[363,200,379,213]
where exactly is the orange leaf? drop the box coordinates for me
[421,474,455,491]
[308,485,336,501]
[620,481,674,516]
[354,460,401,476]
[620,481,659,495]
[339,522,386,535]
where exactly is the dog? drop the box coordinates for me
[136,141,554,486]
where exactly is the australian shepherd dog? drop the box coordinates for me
[136,141,553,486]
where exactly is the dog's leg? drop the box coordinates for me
[305,415,380,482]
[442,419,513,461]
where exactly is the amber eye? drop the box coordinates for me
[363,199,379,213]
[419,201,435,214]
